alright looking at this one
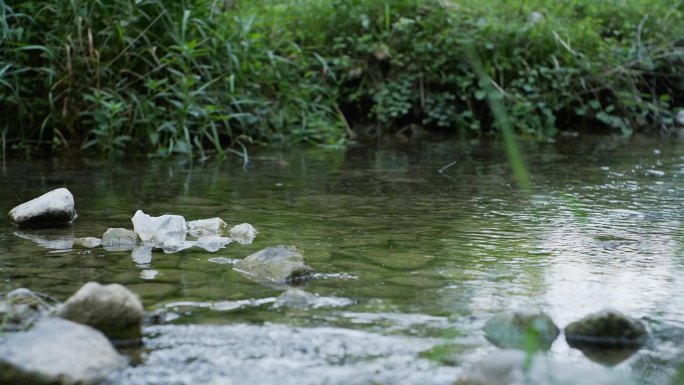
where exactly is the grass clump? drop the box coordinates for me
[1,0,683,157]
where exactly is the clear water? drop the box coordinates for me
[2,135,684,384]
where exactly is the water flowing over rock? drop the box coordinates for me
[107,323,458,385]
[234,245,315,285]
[8,188,77,228]
[565,309,647,346]
[456,349,633,385]
[274,288,355,309]
[102,228,139,250]
[483,310,559,350]
[57,282,144,344]
[0,318,126,385]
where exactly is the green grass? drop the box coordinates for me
[1,0,683,158]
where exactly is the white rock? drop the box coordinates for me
[8,188,77,227]
[131,210,187,246]
[228,223,258,245]
[187,218,228,237]
[195,236,233,252]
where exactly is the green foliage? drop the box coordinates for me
[1,0,683,157]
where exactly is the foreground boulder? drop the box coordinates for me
[8,188,77,228]
[57,282,144,344]
[0,318,125,385]
[234,245,315,285]
[483,310,559,350]
[565,309,646,346]
[456,349,633,385]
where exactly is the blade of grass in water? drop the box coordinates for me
[465,44,531,192]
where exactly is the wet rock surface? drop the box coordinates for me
[228,223,258,245]
[565,309,647,346]
[483,310,559,350]
[0,288,56,332]
[57,282,144,343]
[456,349,633,385]
[74,236,102,248]
[8,188,77,228]
[107,323,459,385]
[102,228,139,250]
[234,245,315,285]
[0,318,126,385]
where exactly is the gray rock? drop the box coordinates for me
[102,228,139,250]
[8,188,77,228]
[0,288,56,332]
[483,310,559,350]
[0,318,125,385]
[74,237,102,248]
[234,245,315,285]
[57,282,144,343]
[565,309,646,346]
[456,349,633,385]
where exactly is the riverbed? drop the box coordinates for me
[2,134,683,384]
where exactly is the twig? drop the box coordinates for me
[438,160,458,178]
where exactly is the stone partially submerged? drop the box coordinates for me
[8,188,77,228]
[102,228,139,251]
[228,223,259,245]
[57,282,144,344]
[234,245,315,285]
[0,318,126,385]
[187,218,227,238]
[132,210,188,251]
[565,309,647,346]
[130,211,257,254]
[483,310,559,350]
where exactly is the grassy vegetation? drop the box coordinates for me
[1,0,683,157]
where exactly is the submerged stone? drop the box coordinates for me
[456,349,633,385]
[8,188,77,228]
[0,318,125,385]
[483,310,559,350]
[274,288,355,309]
[234,245,315,285]
[565,309,647,346]
[57,282,144,344]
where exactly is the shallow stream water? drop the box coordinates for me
[2,135,684,384]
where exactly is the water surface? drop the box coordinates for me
[2,135,684,384]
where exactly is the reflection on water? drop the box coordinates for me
[2,135,684,384]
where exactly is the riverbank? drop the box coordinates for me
[2,0,682,157]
